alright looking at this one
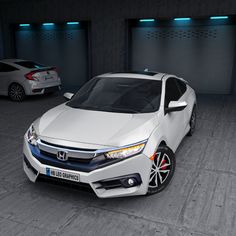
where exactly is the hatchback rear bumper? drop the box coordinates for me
[25,80,61,95]
[32,85,61,94]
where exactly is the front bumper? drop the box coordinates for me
[23,138,152,198]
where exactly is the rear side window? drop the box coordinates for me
[176,79,187,95]
[14,61,45,69]
[165,78,182,107]
[0,62,18,72]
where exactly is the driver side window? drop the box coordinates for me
[165,78,182,108]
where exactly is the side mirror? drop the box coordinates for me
[165,101,187,114]
[63,92,74,100]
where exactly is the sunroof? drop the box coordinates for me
[113,71,158,76]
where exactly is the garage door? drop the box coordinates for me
[130,23,236,94]
[0,23,3,59]
[15,23,89,90]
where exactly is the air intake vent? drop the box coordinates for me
[146,29,217,39]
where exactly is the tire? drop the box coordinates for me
[187,106,196,136]
[147,146,176,195]
[8,83,26,101]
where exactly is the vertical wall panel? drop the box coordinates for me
[15,26,88,90]
[131,25,236,94]
[0,22,3,59]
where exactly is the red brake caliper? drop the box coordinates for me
[160,159,167,170]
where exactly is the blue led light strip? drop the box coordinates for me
[42,23,55,26]
[174,17,191,21]
[19,24,30,27]
[67,22,79,25]
[139,19,155,22]
[210,16,229,20]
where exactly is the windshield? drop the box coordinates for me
[67,77,162,113]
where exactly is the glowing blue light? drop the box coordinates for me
[42,23,55,26]
[67,22,79,25]
[210,16,229,20]
[19,24,30,27]
[174,17,191,21]
[139,19,155,22]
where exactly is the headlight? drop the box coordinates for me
[105,143,145,159]
[27,125,38,146]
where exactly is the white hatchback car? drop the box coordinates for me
[23,71,196,198]
[0,59,61,101]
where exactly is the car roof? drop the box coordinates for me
[97,71,167,81]
[97,71,188,84]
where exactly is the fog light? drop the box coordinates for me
[128,178,135,186]
[122,177,138,188]
[96,174,142,190]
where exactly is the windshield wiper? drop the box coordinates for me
[69,104,99,110]
[68,104,140,113]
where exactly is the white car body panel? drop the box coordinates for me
[23,71,196,198]
[37,104,158,147]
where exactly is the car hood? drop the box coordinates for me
[36,104,159,147]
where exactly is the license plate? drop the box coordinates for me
[46,167,80,182]
[45,75,53,80]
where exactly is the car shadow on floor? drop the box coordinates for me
[0,92,62,102]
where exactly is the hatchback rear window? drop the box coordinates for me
[14,61,46,69]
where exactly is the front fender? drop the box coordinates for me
[143,123,169,158]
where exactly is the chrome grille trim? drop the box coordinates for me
[36,139,147,159]
[37,139,97,159]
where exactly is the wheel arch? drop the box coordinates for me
[159,140,167,147]
[145,127,174,157]
[8,81,26,93]
[8,82,26,101]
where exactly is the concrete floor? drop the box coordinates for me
[0,93,236,236]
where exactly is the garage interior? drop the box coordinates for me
[129,18,236,94]
[0,0,236,235]
[14,22,89,90]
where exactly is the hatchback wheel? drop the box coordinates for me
[9,83,25,101]
[147,146,175,195]
[187,106,196,136]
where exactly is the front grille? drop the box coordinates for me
[40,150,57,158]
[39,149,93,163]
[40,140,97,152]
[30,143,121,173]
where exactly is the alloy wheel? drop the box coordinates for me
[9,84,25,101]
[190,109,196,132]
[147,146,175,195]
[188,107,196,136]
[149,152,171,188]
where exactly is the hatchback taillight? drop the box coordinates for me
[25,71,36,80]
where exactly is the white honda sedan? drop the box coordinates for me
[0,59,61,101]
[23,71,196,198]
